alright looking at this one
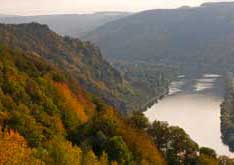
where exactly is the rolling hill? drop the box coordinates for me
[0,12,130,37]
[0,45,166,164]
[0,22,172,113]
[0,22,132,113]
[0,22,230,165]
[85,2,234,73]
[0,45,220,165]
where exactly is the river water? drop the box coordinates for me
[144,73,234,157]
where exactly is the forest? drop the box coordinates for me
[221,72,234,152]
[0,23,173,114]
[0,12,234,164]
[0,45,164,164]
[0,44,233,164]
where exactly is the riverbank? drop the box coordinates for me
[220,72,234,152]
[140,87,169,112]
[144,74,233,156]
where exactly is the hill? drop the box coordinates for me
[0,45,167,164]
[84,2,234,73]
[0,22,134,113]
[0,24,230,165]
[0,12,129,37]
[0,23,174,113]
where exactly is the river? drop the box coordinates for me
[144,73,234,157]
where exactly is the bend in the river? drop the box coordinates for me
[144,73,234,157]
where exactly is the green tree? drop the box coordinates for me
[106,136,132,164]
[129,111,149,129]
[200,147,217,158]
[47,137,82,165]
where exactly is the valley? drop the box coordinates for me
[1,1,234,164]
[145,73,233,156]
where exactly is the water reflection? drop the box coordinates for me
[194,76,218,92]
[144,74,234,157]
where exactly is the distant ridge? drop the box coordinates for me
[178,6,191,9]
[0,14,17,17]
[201,1,234,7]
[0,12,130,37]
[85,1,234,73]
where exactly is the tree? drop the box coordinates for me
[0,129,41,164]
[129,111,149,129]
[218,156,234,165]
[106,136,132,164]
[148,120,199,165]
[82,150,99,165]
[92,115,118,137]
[198,154,218,165]
[99,152,109,165]
[148,121,170,150]
[93,131,108,156]
[200,147,217,158]
[47,137,82,165]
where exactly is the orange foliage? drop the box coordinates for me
[99,108,166,165]
[118,123,165,165]
[53,116,66,133]
[54,82,94,123]
[0,129,41,164]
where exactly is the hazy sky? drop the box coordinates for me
[0,0,233,16]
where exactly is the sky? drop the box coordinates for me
[0,0,233,16]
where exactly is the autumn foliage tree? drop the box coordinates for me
[0,129,41,164]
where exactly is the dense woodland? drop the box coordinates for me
[0,19,234,164]
[0,46,167,164]
[0,40,233,164]
[0,23,172,114]
[221,73,234,152]
[114,62,177,111]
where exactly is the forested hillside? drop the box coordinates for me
[0,46,227,164]
[0,23,172,113]
[221,72,234,152]
[0,23,233,164]
[0,23,132,114]
[114,62,177,110]
[85,2,234,72]
[0,46,168,164]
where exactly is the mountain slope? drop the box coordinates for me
[0,46,166,164]
[85,2,234,72]
[0,23,171,114]
[0,12,129,37]
[0,23,137,113]
[0,23,230,165]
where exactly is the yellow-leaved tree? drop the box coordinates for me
[0,129,41,164]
